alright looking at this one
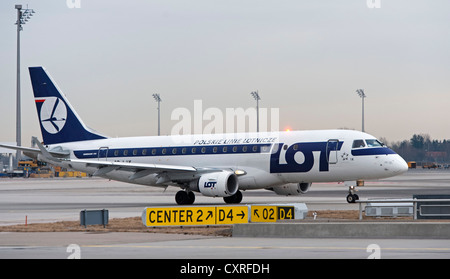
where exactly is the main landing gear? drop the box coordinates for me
[175,190,243,205]
[175,190,195,205]
[223,190,243,204]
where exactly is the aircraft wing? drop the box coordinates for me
[68,159,197,174]
[3,137,231,184]
[67,158,224,183]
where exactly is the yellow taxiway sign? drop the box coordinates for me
[250,205,295,223]
[143,204,296,226]
[143,205,249,226]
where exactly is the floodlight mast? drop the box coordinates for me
[250,91,261,133]
[356,89,366,132]
[152,94,162,136]
[15,4,36,164]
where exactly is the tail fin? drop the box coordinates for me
[29,66,107,145]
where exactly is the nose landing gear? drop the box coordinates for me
[345,181,362,203]
[346,186,359,203]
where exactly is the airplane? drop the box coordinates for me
[0,66,408,205]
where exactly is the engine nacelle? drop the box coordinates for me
[272,183,312,196]
[195,171,239,197]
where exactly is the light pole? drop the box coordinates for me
[15,4,35,164]
[250,91,261,133]
[356,89,366,132]
[152,94,162,136]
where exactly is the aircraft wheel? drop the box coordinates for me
[187,191,195,204]
[223,190,243,204]
[175,191,195,205]
[346,194,359,203]
[175,191,187,205]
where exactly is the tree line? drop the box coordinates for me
[387,134,450,164]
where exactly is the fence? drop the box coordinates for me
[356,198,450,220]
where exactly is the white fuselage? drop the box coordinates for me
[46,129,408,190]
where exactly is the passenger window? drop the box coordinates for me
[133,149,138,156]
[151,149,156,155]
[114,150,119,156]
[182,148,186,154]
[142,149,147,155]
[162,148,166,155]
[222,146,227,153]
[242,146,247,152]
[213,147,218,153]
[252,146,257,152]
[172,148,177,155]
[261,145,270,153]
[123,150,128,156]
[201,147,206,153]
[191,147,196,154]
[352,140,366,148]
[232,146,237,152]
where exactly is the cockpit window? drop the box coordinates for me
[352,140,366,148]
[365,139,384,147]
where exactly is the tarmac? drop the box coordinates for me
[1,169,450,259]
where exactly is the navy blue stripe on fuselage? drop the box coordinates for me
[351,147,397,156]
[74,143,273,159]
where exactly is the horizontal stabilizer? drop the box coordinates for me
[0,139,70,160]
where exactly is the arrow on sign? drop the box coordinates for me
[254,209,260,218]
[206,211,213,220]
[237,210,246,219]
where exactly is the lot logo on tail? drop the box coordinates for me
[36,97,67,134]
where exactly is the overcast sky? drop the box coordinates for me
[1,0,449,145]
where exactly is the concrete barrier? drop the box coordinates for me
[233,222,450,239]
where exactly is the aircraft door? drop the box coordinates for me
[98,147,109,161]
[326,139,339,164]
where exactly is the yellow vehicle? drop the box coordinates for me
[422,163,437,169]
[54,166,87,177]
[18,160,38,169]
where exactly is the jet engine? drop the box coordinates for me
[191,171,239,197]
[272,182,312,196]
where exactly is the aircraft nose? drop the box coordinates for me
[393,155,409,174]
